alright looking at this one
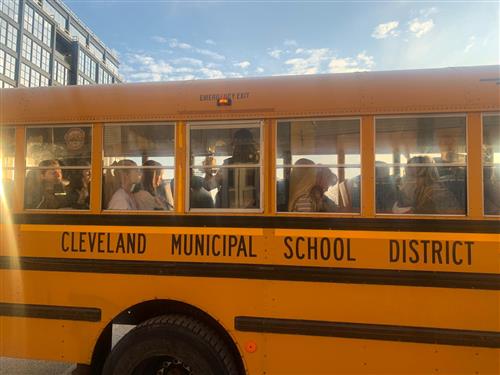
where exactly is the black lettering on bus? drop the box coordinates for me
[421,240,430,264]
[320,237,330,260]
[172,234,182,255]
[79,232,86,252]
[432,241,443,264]
[212,235,221,256]
[229,235,238,256]
[284,237,293,259]
[185,235,193,256]
[451,241,463,265]
[347,239,356,261]
[138,233,146,254]
[195,235,205,256]
[465,241,474,265]
[409,240,419,263]
[61,232,69,252]
[88,233,96,252]
[248,236,256,257]
[115,233,123,253]
[127,233,135,254]
[296,237,305,259]
[333,238,344,261]
[237,236,247,257]
[308,237,318,260]
[389,240,399,262]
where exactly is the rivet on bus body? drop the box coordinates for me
[245,341,257,353]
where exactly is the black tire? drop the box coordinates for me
[102,314,239,375]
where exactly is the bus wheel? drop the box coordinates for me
[102,314,239,375]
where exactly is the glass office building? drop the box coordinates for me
[0,0,121,88]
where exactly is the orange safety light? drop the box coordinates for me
[217,97,232,106]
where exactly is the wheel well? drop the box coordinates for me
[91,299,246,375]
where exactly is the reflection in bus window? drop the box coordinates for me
[1,127,15,208]
[103,123,175,211]
[189,124,261,210]
[483,114,500,215]
[375,116,466,215]
[276,118,360,213]
[24,126,92,210]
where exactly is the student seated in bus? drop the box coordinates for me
[190,175,215,208]
[374,161,399,213]
[484,165,500,215]
[25,159,68,209]
[106,159,140,210]
[434,150,466,208]
[288,158,338,212]
[203,128,259,209]
[64,162,91,210]
[134,160,173,211]
[393,156,460,215]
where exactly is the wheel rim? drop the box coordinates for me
[132,356,193,375]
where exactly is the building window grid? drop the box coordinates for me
[42,1,66,30]
[0,78,14,88]
[89,42,104,61]
[22,36,51,74]
[0,0,19,23]
[0,18,18,51]
[79,50,96,81]
[19,62,29,86]
[23,5,52,48]
[2,50,16,80]
[54,60,68,85]
[19,62,49,87]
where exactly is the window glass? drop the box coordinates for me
[42,1,66,30]
[25,126,92,210]
[1,0,20,23]
[1,127,15,208]
[0,18,18,51]
[54,60,68,85]
[69,24,86,46]
[103,124,175,211]
[0,50,16,80]
[276,119,360,213]
[375,116,467,215]
[483,114,500,215]
[189,123,261,210]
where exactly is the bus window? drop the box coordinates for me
[375,116,467,215]
[189,122,261,210]
[483,114,500,216]
[1,127,15,208]
[277,118,360,213]
[24,126,92,210]
[103,123,175,211]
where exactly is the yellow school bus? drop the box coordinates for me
[1,65,499,375]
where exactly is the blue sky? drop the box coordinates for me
[65,1,499,82]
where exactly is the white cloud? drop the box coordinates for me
[268,49,283,59]
[234,61,251,69]
[152,36,167,43]
[409,18,434,38]
[284,39,297,46]
[295,48,304,54]
[256,67,264,73]
[168,38,192,49]
[171,57,204,67]
[464,36,476,53]
[420,7,438,17]
[196,48,225,61]
[205,39,216,45]
[199,67,226,79]
[285,48,330,75]
[328,52,375,74]
[356,51,375,68]
[372,21,400,39]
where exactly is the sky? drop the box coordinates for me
[64,0,500,83]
